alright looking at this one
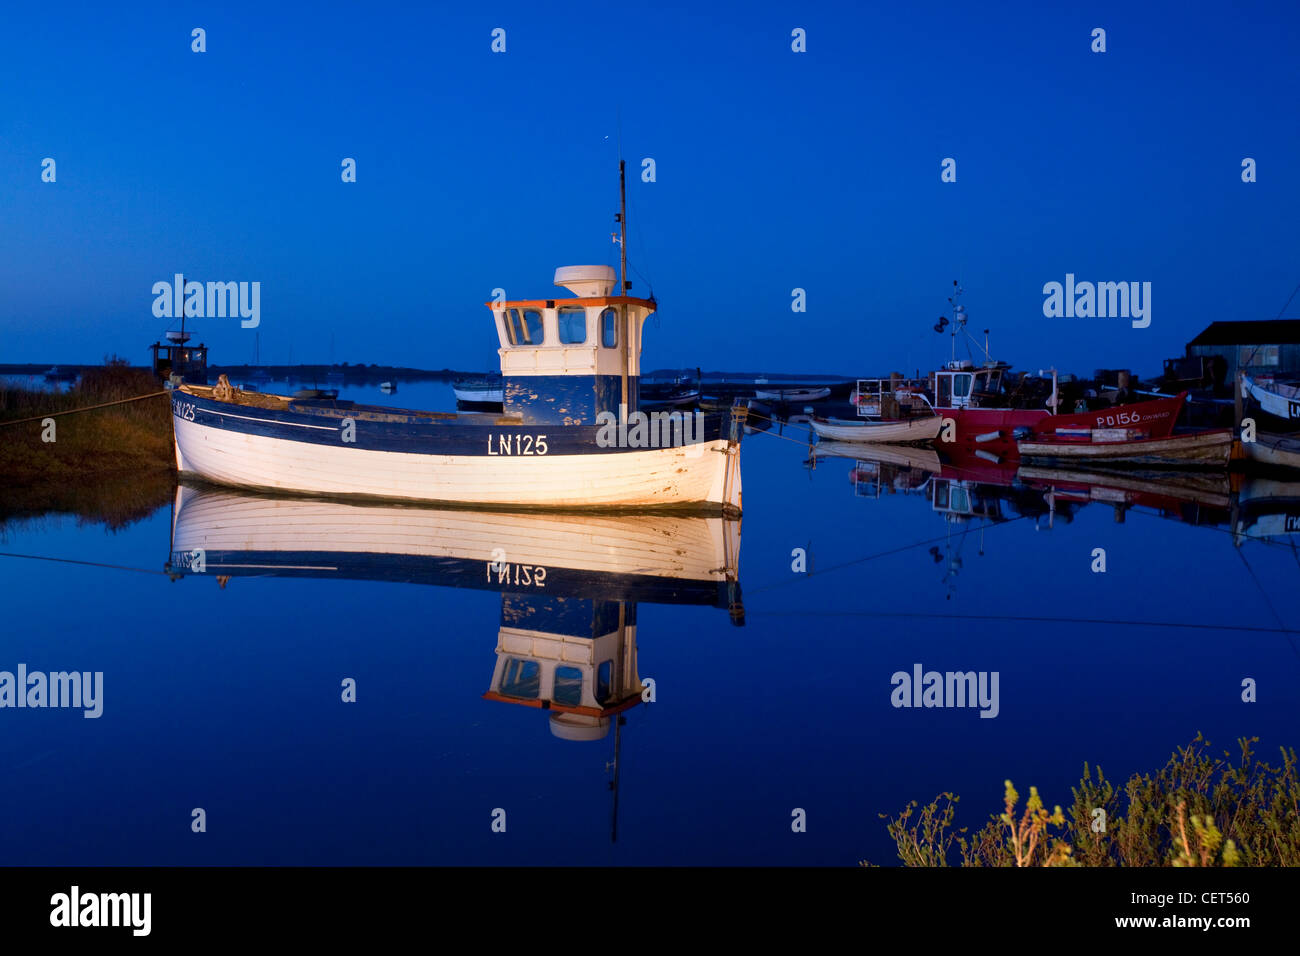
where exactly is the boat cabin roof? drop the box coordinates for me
[484,294,657,312]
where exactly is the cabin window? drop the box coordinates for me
[505,309,544,346]
[935,376,952,407]
[601,308,619,348]
[558,307,588,345]
[595,660,613,704]
[498,659,541,699]
[953,373,974,399]
[1239,345,1280,367]
[554,665,583,707]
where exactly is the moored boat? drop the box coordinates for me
[452,376,502,404]
[1242,431,1300,470]
[813,377,942,443]
[1241,373,1300,425]
[753,386,831,403]
[170,165,745,515]
[1017,428,1233,468]
[810,414,942,444]
[640,382,701,407]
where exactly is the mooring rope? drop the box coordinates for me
[758,608,1300,636]
[0,550,169,575]
[0,390,169,429]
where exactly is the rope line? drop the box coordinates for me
[746,515,1030,595]
[756,608,1300,636]
[0,391,169,428]
[0,550,169,576]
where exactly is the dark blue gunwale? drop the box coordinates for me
[172,392,725,455]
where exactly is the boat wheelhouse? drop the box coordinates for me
[151,313,209,387]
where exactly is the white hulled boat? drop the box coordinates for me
[170,165,745,515]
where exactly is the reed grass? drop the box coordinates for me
[867,734,1299,867]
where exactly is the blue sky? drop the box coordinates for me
[1,0,1297,376]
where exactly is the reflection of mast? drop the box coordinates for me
[607,715,625,843]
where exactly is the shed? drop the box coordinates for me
[1186,320,1300,379]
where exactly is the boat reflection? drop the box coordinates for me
[165,483,741,613]
[164,482,742,838]
[809,442,1299,593]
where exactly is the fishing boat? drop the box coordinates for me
[1017,428,1233,468]
[925,285,1184,457]
[170,163,745,514]
[640,381,701,407]
[753,385,831,403]
[42,365,80,383]
[452,375,501,404]
[1241,373,1300,425]
[150,316,209,386]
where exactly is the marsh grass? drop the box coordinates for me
[868,734,1299,867]
[1,358,174,528]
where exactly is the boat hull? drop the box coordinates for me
[754,387,831,403]
[1017,429,1233,469]
[453,386,504,403]
[1242,375,1300,423]
[937,393,1186,458]
[1244,432,1300,470]
[810,415,942,444]
[171,389,742,514]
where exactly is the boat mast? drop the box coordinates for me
[618,160,628,295]
[617,160,630,411]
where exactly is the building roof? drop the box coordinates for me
[1189,320,1300,346]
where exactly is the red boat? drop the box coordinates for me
[921,284,1185,460]
[929,361,1186,460]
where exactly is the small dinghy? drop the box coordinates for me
[810,378,941,444]
[810,415,942,444]
[753,385,831,403]
[452,377,501,404]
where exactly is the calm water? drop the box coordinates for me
[2,378,1298,865]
